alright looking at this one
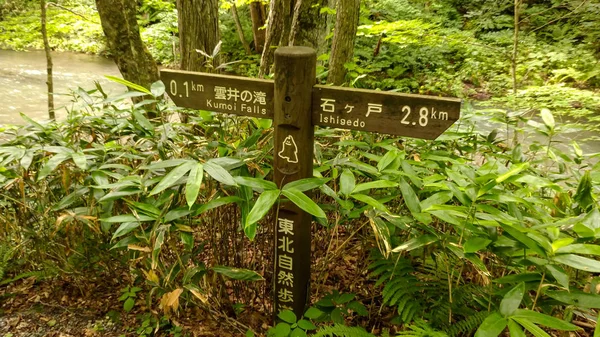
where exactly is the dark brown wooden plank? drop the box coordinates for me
[312,85,462,139]
[160,69,275,119]
[272,47,316,317]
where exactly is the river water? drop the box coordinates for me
[0,49,123,123]
[1,49,599,155]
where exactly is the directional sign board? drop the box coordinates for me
[160,47,461,319]
[160,70,274,119]
[312,86,461,139]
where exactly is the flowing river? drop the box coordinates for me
[1,49,599,155]
[0,49,123,123]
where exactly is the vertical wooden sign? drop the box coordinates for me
[272,47,316,317]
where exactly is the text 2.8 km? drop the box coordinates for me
[318,105,448,129]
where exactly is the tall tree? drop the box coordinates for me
[95,0,159,91]
[176,0,220,72]
[327,0,359,85]
[249,1,266,53]
[259,0,331,77]
[40,0,54,120]
[258,0,285,77]
[289,0,330,54]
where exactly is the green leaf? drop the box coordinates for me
[38,152,70,181]
[351,193,389,212]
[546,290,600,308]
[500,283,524,317]
[283,178,330,192]
[296,319,316,330]
[142,159,189,170]
[278,309,297,324]
[105,75,151,94]
[195,196,244,215]
[377,150,398,172]
[392,234,438,253]
[399,177,421,215]
[123,297,135,312]
[212,266,264,281]
[352,180,398,194]
[281,189,326,218]
[204,161,237,186]
[71,151,87,170]
[185,163,204,208]
[496,162,530,183]
[500,223,546,257]
[245,189,280,239]
[234,176,278,191]
[274,322,291,337]
[540,108,555,130]
[464,238,492,253]
[545,264,569,289]
[303,307,323,319]
[339,169,355,196]
[474,312,507,337]
[290,328,307,337]
[553,254,600,272]
[556,244,600,256]
[149,161,194,196]
[133,110,154,133]
[111,222,141,240]
[101,214,155,223]
[511,317,550,337]
[151,80,166,97]
[52,187,88,211]
[507,319,526,337]
[512,309,578,331]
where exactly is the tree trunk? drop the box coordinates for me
[41,0,54,120]
[327,0,359,85]
[231,3,251,55]
[289,0,329,53]
[95,0,159,92]
[249,1,266,53]
[176,0,220,72]
[511,0,520,95]
[258,0,285,77]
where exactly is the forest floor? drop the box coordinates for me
[0,230,375,337]
[0,276,254,337]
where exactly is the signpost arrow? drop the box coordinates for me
[160,46,462,318]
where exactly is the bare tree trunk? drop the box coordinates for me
[176,0,220,72]
[231,3,251,55]
[511,0,521,146]
[258,0,285,77]
[249,1,266,53]
[95,0,159,90]
[512,0,520,95]
[289,0,330,54]
[327,0,359,85]
[41,0,54,120]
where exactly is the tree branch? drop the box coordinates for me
[46,2,99,23]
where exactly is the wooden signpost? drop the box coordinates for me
[160,46,461,318]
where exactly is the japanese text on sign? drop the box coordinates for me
[276,217,295,311]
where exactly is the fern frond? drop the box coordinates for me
[396,320,448,337]
[445,311,489,337]
[313,324,375,337]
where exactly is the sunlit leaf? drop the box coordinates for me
[212,266,263,281]
[281,188,326,218]
[500,283,524,317]
[185,163,204,208]
[474,312,506,337]
[149,161,194,196]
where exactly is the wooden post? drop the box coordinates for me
[272,46,316,317]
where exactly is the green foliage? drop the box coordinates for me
[0,4,104,53]
[312,324,375,337]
